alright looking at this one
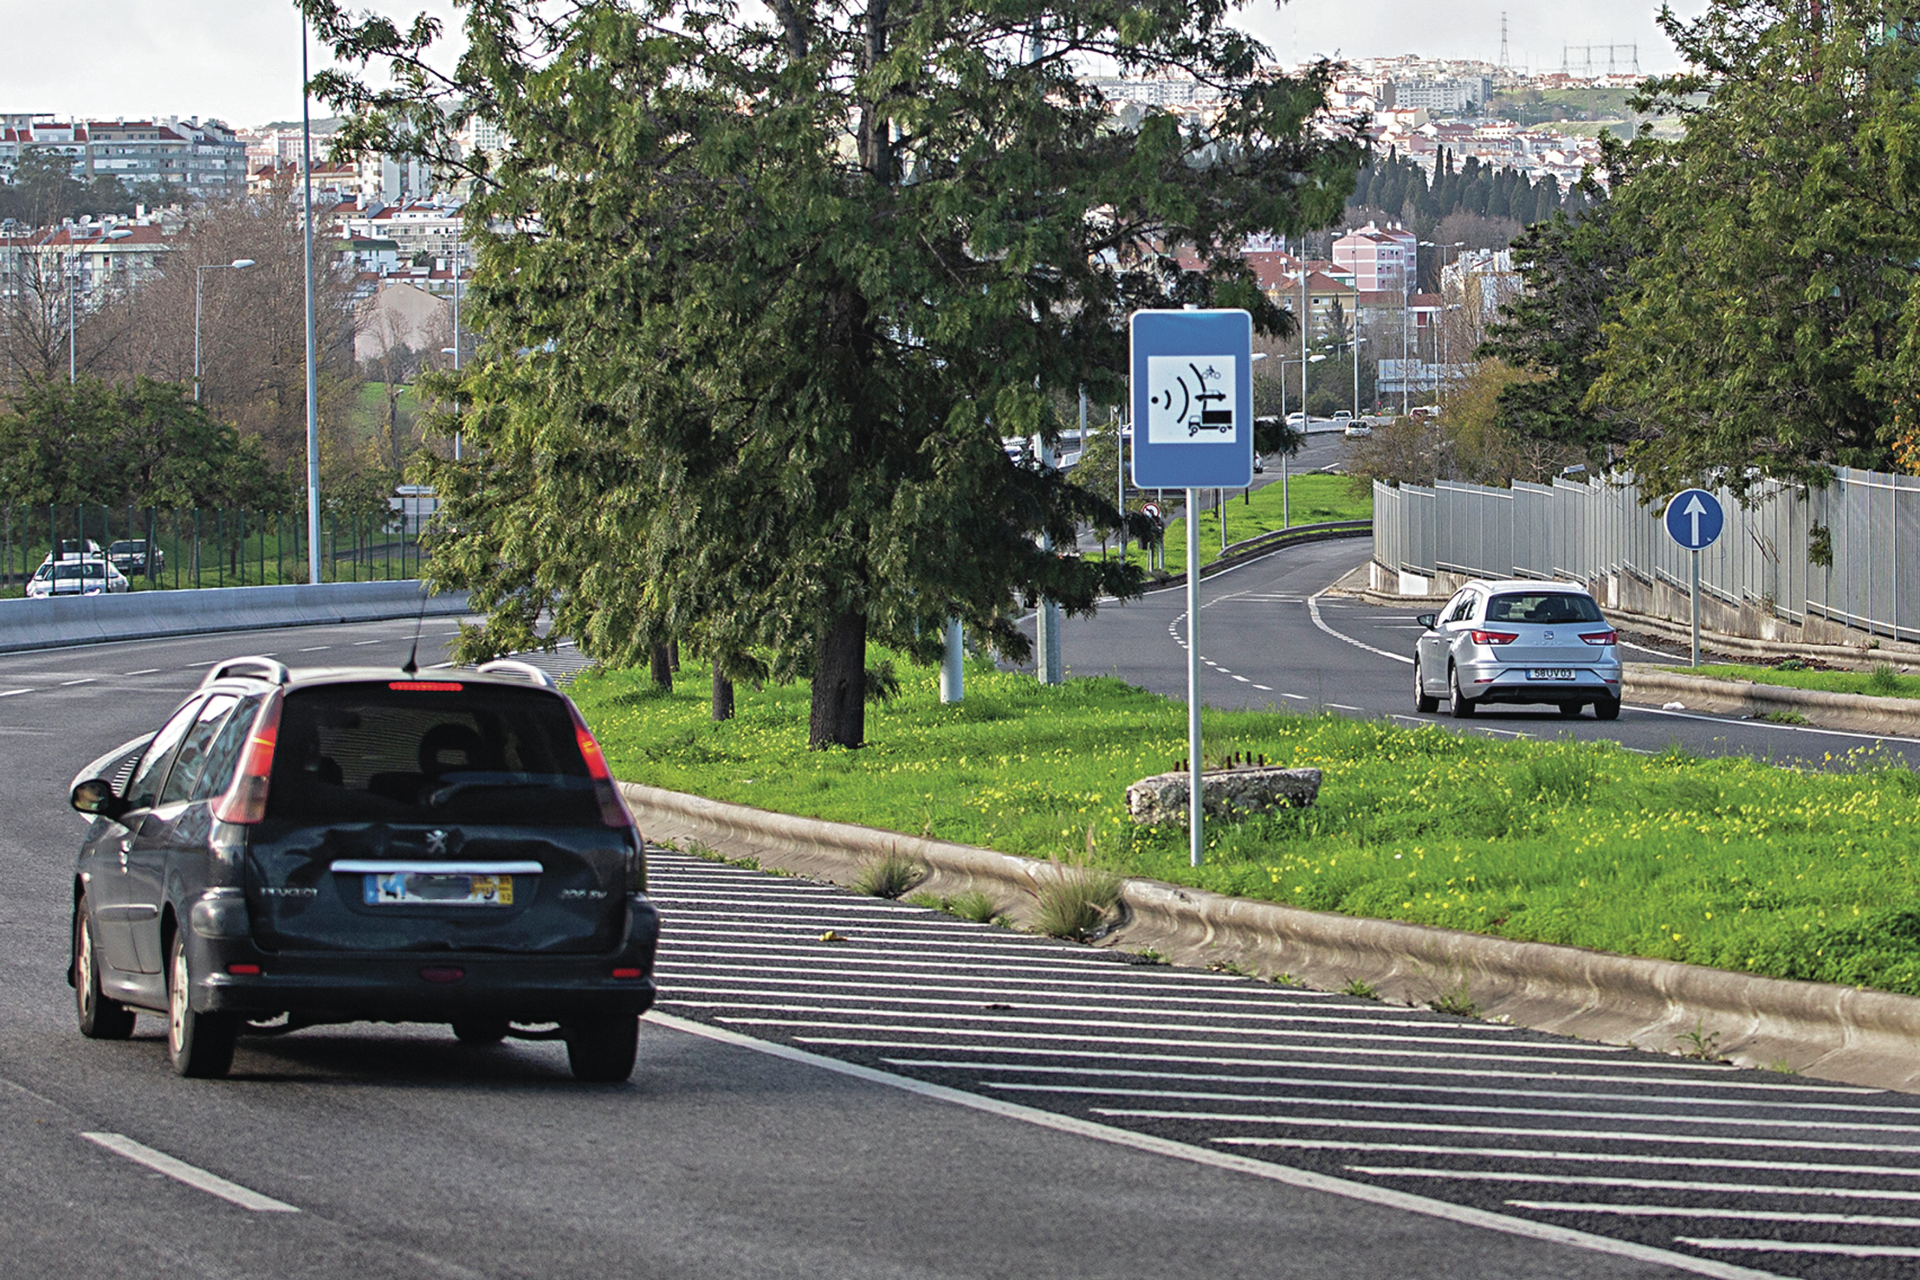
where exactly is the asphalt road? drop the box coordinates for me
[646,854,1920,1280]
[1044,537,1920,772]
[0,616,1713,1279]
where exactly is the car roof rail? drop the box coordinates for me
[200,656,292,688]
[476,658,559,690]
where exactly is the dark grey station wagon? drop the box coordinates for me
[67,656,659,1080]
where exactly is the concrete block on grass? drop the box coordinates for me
[1126,766,1321,824]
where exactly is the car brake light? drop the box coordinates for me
[611,967,643,979]
[1470,630,1519,645]
[390,681,464,692]
[227,964,261,976]
[212,693,283,825]
[569,703,635,830]
[1580,630,1618,646]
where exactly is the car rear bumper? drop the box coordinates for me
[1459,660,1621,705]
[186,894,660,1023]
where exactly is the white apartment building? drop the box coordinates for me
[1,114,246,196]
[1332,222,1418,296]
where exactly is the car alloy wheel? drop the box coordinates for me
[73,899,134,1040]
[167,933,238,1078]
[1413,660,1438,714]
[1448,663,1476,718]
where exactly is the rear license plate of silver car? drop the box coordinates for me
[1526,668,1576,680]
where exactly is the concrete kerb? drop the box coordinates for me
[622,780,1920,1095]
[1626,665,1920,738]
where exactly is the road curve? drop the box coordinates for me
[1047,539,1920,771]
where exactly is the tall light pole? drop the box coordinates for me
[301,14,323,585]
[439,250,467,461]
[193,259,255,402]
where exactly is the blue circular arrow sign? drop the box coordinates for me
[1663,488,1725,551]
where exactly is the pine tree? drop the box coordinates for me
[299,0,1364,747]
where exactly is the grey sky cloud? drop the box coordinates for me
[0,0,1701,129]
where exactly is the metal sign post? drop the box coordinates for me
[1662,488,1725,668]
[1131,309,1254,868]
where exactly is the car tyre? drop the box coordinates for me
[451,1018,510,1047]
[73,897,135,1041]
[168,932,238,1079]
[565,1014,639,1082]
[1413,661,1439,714]
[1448,663,1476,718]
[1594,694,1622,721]
[1557,702,1584,718]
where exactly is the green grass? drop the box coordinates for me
[578,652,1920,999]
[1114,473,1370,577]
[1677,662,1920,701]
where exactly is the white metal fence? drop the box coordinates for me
[1372,468,1920,644]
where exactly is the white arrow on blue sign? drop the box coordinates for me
[1130,309,1254,489]
[1663,488,1725,551]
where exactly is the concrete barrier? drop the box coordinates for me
[0,580,469,654]
[622,780,1920,1094]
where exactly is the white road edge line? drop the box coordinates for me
[647,1012,1782,1280]
[0,688,31,697]
[1308,591,1413,665]
[82,1132,299,1212]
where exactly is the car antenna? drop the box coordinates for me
[401,586,430,676]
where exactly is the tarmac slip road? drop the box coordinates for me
[0,618,1702,1280]
[1044,539,1920,772]
[648,850,1920,1280]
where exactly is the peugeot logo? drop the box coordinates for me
[425,830,448,854]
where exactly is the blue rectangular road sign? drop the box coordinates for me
[1130,310,1254,489]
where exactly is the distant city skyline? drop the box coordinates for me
[0,0,1703,130]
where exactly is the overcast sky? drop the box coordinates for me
[0,0,1701,129]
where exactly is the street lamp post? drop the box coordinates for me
[193,259,256,403]
[301,14,322,585]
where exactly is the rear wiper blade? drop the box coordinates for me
[426,775,586,807]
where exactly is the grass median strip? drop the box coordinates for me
[576,656,1920,998]
[1110,473,1369,577]
[1672,661,1920,701]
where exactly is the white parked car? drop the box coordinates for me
[1343,421,1372,438]
[27,557,129,598]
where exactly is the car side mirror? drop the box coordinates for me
[71,778,129,822]
[1416,613,1437,630]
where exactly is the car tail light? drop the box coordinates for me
[227,964,261,976]
[569,703,636,831]
[1469,630,1519,645]
[390,681,464,692]
[1580,630,1618,646]
[611,967,643,979]
[212,693,283,825]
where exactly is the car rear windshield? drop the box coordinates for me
[1485,593,1604,624]
[267,682,599,826]
[53,563,106,580]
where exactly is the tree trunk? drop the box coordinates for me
[650,643,673,691]
[669,640,680,672]
[808,610,866,750]
[711,669,735,722]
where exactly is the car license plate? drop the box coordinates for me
[364,872,514,906]
[1526,668,1576,681]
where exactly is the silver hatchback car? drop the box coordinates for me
[1414,579,1623,719]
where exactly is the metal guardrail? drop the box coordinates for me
[0,580,468,655]
[1373,469,1920,644]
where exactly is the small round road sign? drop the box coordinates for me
[1141,502,1162,521]
[1663,488,1725,551]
